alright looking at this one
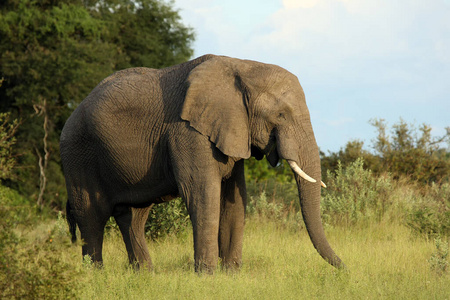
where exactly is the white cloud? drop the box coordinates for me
[239,0,450,93]
[254,1,411,59]
[175,0,450,80]
[175,0,282,57]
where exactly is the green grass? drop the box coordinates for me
[53,217,447,299]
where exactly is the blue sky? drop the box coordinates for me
[174,0,450,152]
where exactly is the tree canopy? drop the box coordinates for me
[0,0,194,208]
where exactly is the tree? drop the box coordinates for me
[0,0,194,209]
[0,79,19,181]
[370,118,450,184]
[320,139,379,177]
[321,119,450,185]
[91,0,194,69]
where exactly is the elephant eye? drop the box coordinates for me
[274,104,293,124]
[277,112,286,121]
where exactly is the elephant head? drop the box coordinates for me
[181,56,344,268]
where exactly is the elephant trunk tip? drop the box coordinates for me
[326,255,346,270]
[309,233,346,270]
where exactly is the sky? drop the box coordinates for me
[173,0,450,153]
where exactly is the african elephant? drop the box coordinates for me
[60,54,344,273]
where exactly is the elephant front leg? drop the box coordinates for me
[219,160,246,270]
[184,182,221,274]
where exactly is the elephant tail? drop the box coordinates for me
[66,200,77,243]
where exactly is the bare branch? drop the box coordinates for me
[34,98,49,209]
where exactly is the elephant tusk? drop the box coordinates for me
[287,160,317,183]
[321,181,327,188]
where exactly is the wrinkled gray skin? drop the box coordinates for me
[60,55,344,273]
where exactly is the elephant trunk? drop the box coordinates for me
[293,144,345,269]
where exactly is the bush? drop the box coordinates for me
[428,237,449,276]
[0,187,79,299]
[320,156,450,237]
[245,158,299,210]
[406,182,450,238]
[145,198,190,240]
[246,177,299,211]
[104,199,190,240]
[247,191,283,220]
[321,158,394,225]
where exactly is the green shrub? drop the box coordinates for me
[247,191,283,220]
[246,177,299,211]
[406,183,450,238]
[135,156,449,240]
[245,157,294,182]
[0,185,33,223]
[321,158,394,225]
[103,199,190,240]
[0,187,79,299]
[428,237,449,276]
[145,198,190,240]
[246,158,299,211]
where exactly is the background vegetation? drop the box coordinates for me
[0,1,449,298]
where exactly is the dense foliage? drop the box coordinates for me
[0,91,19,180]
[0,0,194,208]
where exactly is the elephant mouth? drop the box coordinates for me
[266,143,279,167]
[250,140,279,167]
[250,145,265,160]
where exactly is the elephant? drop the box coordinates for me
[60,54,344,273]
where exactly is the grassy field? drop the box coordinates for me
[28,215,446,299]
[2,159,449,299]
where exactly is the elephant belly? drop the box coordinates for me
[109,177,179,207]
[98,145,179,206]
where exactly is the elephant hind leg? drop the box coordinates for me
[114,205,153,270]
[79,220,107,267]
[70,188,109,267]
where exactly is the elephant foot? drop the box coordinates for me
[129,260,153,272]
[195,261,216,275]
[220,259,241,272]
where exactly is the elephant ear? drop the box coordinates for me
[181,57,251,159]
